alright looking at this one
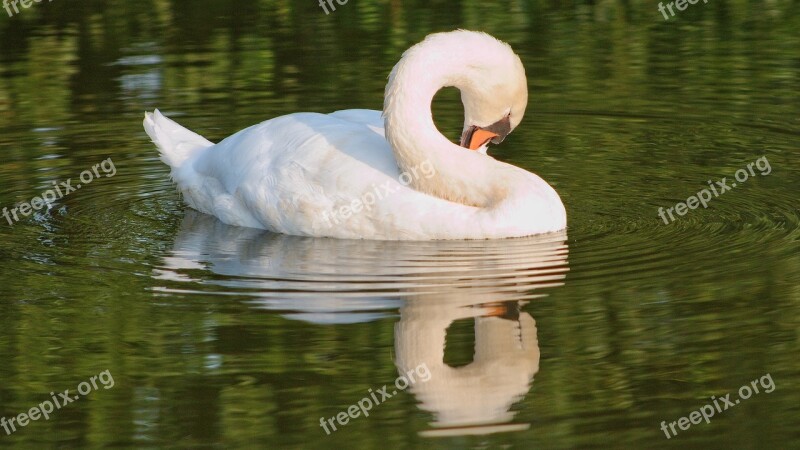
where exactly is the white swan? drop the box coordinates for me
[143,30,566,240]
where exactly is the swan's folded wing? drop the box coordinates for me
[328,109,385,138]
[171,110,484,239]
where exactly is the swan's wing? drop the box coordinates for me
[173,110,476,239]
[328,109,385,138]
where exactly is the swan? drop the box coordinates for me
[143,30,566,240]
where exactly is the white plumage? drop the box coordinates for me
[144,30,566,240]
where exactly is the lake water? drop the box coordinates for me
[1,1,798,448]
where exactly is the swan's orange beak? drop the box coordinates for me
[459,115,512,151]
[461,128,500,150]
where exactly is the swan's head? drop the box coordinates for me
[384,30,529,159]
[449,32,528,152]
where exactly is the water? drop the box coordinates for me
[1,1,798,448]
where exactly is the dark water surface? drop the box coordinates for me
[1,1,798,448]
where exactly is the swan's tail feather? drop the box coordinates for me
[143,109,214,168]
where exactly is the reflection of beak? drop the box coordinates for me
[459,115,512,150]
[481,301,520,321]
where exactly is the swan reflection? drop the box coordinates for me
[156,210,569,436]
[396,300,542,436]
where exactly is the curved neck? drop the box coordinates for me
[383,46,512,208]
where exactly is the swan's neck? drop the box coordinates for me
[383,47,516,207]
